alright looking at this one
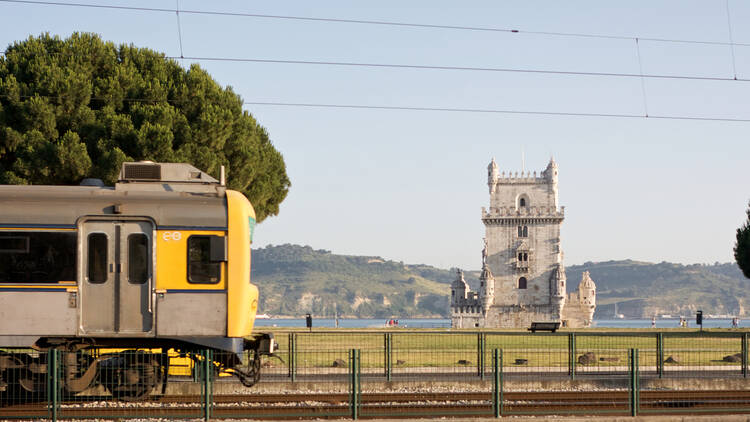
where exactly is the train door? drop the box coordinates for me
[79,220,154,335]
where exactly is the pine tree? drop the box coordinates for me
[0,33,289,222]
[735,202,750,279]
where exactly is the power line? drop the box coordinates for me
[166,55,748,83]
[4,48,743,84]
[1,0,748,48]
[0,93,747,123]
[243,101,750,122]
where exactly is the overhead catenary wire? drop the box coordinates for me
[3,49,744,84]
[0,1,747,124]
[0,93,748,123]
[1,0,749,49]
[242,101,750,123]
[1,0,746,84]
[163,55,750,83]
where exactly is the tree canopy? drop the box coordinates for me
[0,33,289,222]
[735,202,750,279]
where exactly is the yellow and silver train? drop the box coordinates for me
[0,161,274,399]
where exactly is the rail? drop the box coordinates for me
[3,330,750,420]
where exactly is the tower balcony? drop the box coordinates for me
[515,261,530,272]
[482,206,564,225]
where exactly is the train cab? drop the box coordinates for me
[0,162,272,396]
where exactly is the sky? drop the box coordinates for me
[1,0,749,270]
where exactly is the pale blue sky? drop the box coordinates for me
[2,1,749,269]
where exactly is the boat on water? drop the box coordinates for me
[256,314,272,319]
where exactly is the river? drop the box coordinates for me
[254,317,743,329]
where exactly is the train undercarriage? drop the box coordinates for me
[0,334,276,401]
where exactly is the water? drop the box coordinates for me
[254,318,449,329]
[254,317,743,329]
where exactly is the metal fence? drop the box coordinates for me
[2,330,750,420]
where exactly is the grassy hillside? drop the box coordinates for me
[252,244,748,318]
[252,244,473,318]
[567,261,748,318]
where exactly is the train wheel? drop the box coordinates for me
[101,352,163,401]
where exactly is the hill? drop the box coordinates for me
[252,244,747,318]
[567,260,748,318]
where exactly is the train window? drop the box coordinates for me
[0,231,76,283]
[128,233,149,284]
[188,236,220,284]
[88,233,108,284]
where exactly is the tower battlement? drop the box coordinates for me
[491,171,549,184]
[482,205,564,218]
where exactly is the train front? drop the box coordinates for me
[226,190,276,366]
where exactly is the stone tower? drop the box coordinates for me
[450,157,596,328]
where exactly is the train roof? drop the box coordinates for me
[0,163,228,229]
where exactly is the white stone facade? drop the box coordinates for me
[450,158,596,329]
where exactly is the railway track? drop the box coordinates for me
[3,390,750,419]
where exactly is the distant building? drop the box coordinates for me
[450,158,595,328]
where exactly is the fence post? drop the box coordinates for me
[629,348,639,417]
[289,333,297,382]
[349,349,360,420]
[493,349,503,418]
[568,332,576,379]
[657,332,664,378]
[47,349,59,422]
[384,333,392,381]
[478,333,486,379]
[743,333,748,378]
[202,349,213,421]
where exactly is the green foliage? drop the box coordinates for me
[0,33,289,221]
[734,202,750,279]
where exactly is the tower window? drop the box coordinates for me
[520,198,526,207]
[518,277,527,289]
[518,226,528,238]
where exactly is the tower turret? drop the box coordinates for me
[451,269,469,308]
[479,263,495,314]
[479,238,495,314]
[577,271,597,326]
[549,262,566,317]
[488,158,499,194]
[542,156,559,208]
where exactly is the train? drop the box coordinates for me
[0,161,275,399]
